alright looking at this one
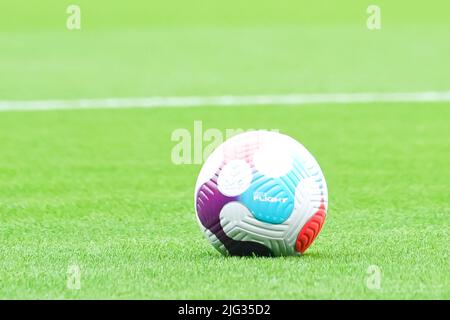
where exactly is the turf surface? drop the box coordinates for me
[1,105,449,299]
[0,1,449,299]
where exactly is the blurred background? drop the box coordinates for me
[1,0,449,100]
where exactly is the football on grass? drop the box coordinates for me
[195,130,328,256]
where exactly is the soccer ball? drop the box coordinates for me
[194,130,328,256]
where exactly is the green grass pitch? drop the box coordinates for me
[0,1,449,299]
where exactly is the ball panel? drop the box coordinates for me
[220,202,293,256]
[295,203,326,254]
[220,202,289,237]
[239,173,296,224]
[196,172,275,256]
[237,142,309,225]
[217,159,253,197]
[222,131,263,165]
[253,139,293,178]
[196,177,236,230]
[197,220,228,255]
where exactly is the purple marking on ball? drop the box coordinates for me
[196,173,237,235]
[196,169,273,256]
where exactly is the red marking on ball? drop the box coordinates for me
[295,202,326,254]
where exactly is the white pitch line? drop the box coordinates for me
[1,91,450,112]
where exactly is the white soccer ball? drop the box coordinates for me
[194,130,328,256]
